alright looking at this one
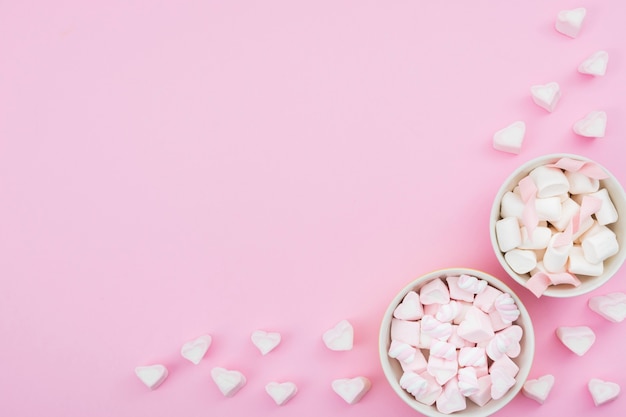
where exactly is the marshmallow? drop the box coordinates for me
[446,276,475,302]
[468,375,492,407]
[251,330,281,355]
[457,274,488,295]
[568,245,603,276]
[388,340,417,363]
[505,249,537,274]
[578,50,609,76]
[135,364,168,390]
[420,278,451,305]
[391,318,420,347]
[493,121,525,154]
[423,303,441,317]
[529,166,570,198]
[421,315,452,342]
[415,372,443,406]
[453,301,473,325]
[523,374,555,404]
[581,225,619,263]
[573,110,607,138]
[500,191,525,219]
[457,307,494,343]
[588,292,626,323]
[457,367,480,397]
[573,215,595,242]
[473,286,503,313]
[181,334,212,365]
[489,309,512,332]
[427,355,458,385]
[401,348,428,374]
[535,197,562,222]
[436,300,460,323]
[265,382,297,405]
[588,378,620,406]
[211,367,247,397]
[550,198,579,231]
[564,170,601,195]
[436,378,467,414]
[323,319,353,351]
[494,293,520,324]
[331,377,371,404]
[490,355,519,378]
[458,346,487,368]
[448,325,474,349]
[543,232,573,272]
[589,188,618,225]
[486,325,522,360]
[556,326,595,356]
[490,367,516,401]
[496,217,522,252]
[518,225,552,250]
[430,340,457,361]
[400,371,429,398]
[530,82,561,112]
[393,291,424,320]
[555,7,586,38]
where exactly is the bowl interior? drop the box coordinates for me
[490,153,626,297]
[379,268,535,417]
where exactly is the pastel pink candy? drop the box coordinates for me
[458,347,487,368]
[394,291,424,320]
[490,355,519,378]
[211,367,247,397]
[490,367,516,400]
[265,381,298,406]
[400,348,428,374]
[415,372,443,406]
[391,318,420,347]
[523,374,555,404]
[400,371,429,398]
[446,276,475,302]
[181,334,212,365]
[494,293,520,324]
[457,307,495,343]
[588,378,620,406]
[588,292,626,323]
[436,301,460,323]
[135,364,168,390]
[436,378,467,414]
[489,309,511,332]
[448,325,474,349]
[468,375,492,407]
[421,315,452,341]
[420,279,451,305]
[473,286,503,313]
[486,325,522,360]
[251,330,281,355]
[332,376,371,404]
[323,319,353,351]
[427,355,458,385]
[457,274,488,294]
[430,340,457,361]
[556,326,595,356]
[388,339,417,363]
[573,110,607,138]
[457,367,480,397]
[453,301,473,325]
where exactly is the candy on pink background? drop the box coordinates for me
[573,110,607,138]
[578,50,609,76]
[391,318,420,347]
[331,376,371,404]
[135,364,168,390]
[555,7,586,38]
[251,330,281,355]
[265,381,298,406]
[490,355,520,378]
[419,279,451,305]
[388,339,417,364]
[556,326,596,356]
[180,334,212,365]
[400,371,428,398]
[436,378,467,414]
[211,367,247,397]
[415,372,444,406]
[473,286,503,313]
[322,319,354,351]
[493,121,526,154]
[468,375,493,407]
[530,82,561,112]
[457,307,495,343]
[393,291,424,320]
[588,378,620,406]
[427,355,458,386]
[446,276,475,302]
[522,374,555,404]
[588,292,626,323]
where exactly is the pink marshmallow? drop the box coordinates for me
[430,340,458,361]
[468,375,493,407]
[489,355,520,378]
[415,372,443,406]
[393,290,424,320]
[473,286,503,313]
[446,276,475,302]
[388,339,417,363]
[458,346,488,368]
[457,306,495,343]
[436,378,467,414]
[427,355,458,386]
[391,318,420,347]
[420,278,451,305]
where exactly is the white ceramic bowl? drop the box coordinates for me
[379,268,535,417]
[490,153,626,297]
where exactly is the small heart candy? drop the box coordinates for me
[523,374,555,404]
[265,381,298,405]
[556,325,595,356]
[556,8,586,38]
[181,334,212,365]
[530,82,561,112]
[251,330,281,355]
[135,364,168,390]
[323,320,354,351]
[393,291,424,320]
[573,111,607,138]
[588,378,620,406]
[579,50,609,76]
[211,367,247,397]
[588,292,626,323]
[331,376,371,404]
[493,121,526,154]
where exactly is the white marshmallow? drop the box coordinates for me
[581,225,619,263]
[550,198,580,231]
[211,367,247,397]
[504,249,537,274]
[568,245,603,276]
[391,318,420,347]
[573,111,607,138]
[393,291,424,320]
[589,188,618,225]
[588,292,626,323]
[565,170,600,195]
[578,50,609,76]
[555,8,586,38]
[518,226,552,250]
[496,217,522,252]
[556,326,595,356]
[457,307,494,343]
[436,378,467,414]
[135,364,168,390]
[529,166,570,198]
[181,334,212,365]
[530,82,561,112]
[331,377,371,404]
[323,320,354,351]
[588,378,620,406]
[573,216,596,242]
[543,232,573,272]
[251,330,281,355]
[500,191,525,219]
[265,382,298,405]
[493,121,525,154]
[535,197,562,222]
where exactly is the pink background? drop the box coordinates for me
[1,1,625,416]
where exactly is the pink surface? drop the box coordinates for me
[1,1,626,416]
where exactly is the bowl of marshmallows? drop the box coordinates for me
[490,153,626,297]
[379,268,534,416]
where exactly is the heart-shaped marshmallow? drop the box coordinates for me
[251,330,281,355]
[181,334,212,365]
[573,111,607,138]
[530,82,561,112]
[556,326,595,356]
[490,367,516,400]
[555,7,586,38]
[211,367,247,397]
[486,325,523,360]
[135,364,168,390]
[579,50,609,76]
[588,378,620,406]
[493,121,526,154]
[436,378,467,414]
[457,306,494,343]
[588,292,626,323]
[419,278,450,305]
[323,319,354,351]
[522,374,555,404]
[265,381,298,405]
[331,376,371,404]
[393,291,424,320]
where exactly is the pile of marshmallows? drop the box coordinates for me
[134,320,371,406]
[388,274,524,414]
[495,157,619,296]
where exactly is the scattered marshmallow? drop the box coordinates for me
[588,378,620,406]
[555,7,586,38]
[522,374,555,404]
[331,376,371,404]
[265,381,298,405]
[180,334,212,365]
[494,293,520,324]
[530,82,561,112]
[211,367,247,397]
[490,367,516,400]
[135,364,168,390]
[556,325,596,356]
[393,291,424,320]
[529,165,570,198]
[457,306,495,343]
[579,50,609,76]
[573,110,607,138]
[323,319,354,351]
[251,330,281,355]
[504,249,537,274]
[588,292,626,323]
[493,121,526,154]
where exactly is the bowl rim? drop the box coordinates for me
[379,267,535,417]
[489,153,626,298]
